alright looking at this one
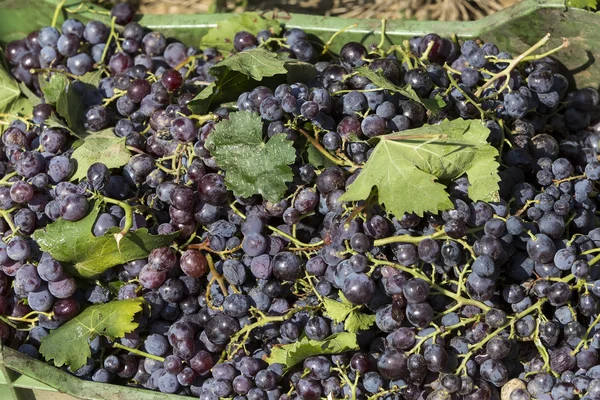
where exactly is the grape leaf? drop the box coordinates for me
[188,49,289,114]
[77,70,103,87]
[355,66,445,111]
[567,0,597,9]
[200,13,281,51]
[39,298,144,370]
[345,311,376,333]
[264,333,359,368]
[306,144,336,168]
[205,111,296,202]
[339,118,500,217]
[40,73,68,105]
[32,201,178,278]
[18,82,40,106]
[322,297,353,323]
[0,63,21,113]
[56,81,88,137]
[212,48,288,80]
[70,129,130,181]
[322,295,376,333]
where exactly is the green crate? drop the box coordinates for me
[0,0,598,398]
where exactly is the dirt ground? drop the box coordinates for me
[136,0,520,21]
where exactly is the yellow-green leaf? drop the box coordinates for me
[339,118,500,217]
[70,129,130,181]
[200,13,281,51]
[39,299,144,371]
[32,201,179,278]
[205,111,296,202]
[264,333,359,369]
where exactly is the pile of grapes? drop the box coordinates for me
[2,2,600,400]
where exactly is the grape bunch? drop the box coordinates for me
[1,2,600,400]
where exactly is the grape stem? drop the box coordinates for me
[407,315,480,355]
[321,23,358,56]
[98,16,120,66]
[368,256,491,312]
[0,208,18,235]
[297,128,357,172]
[570,311,600,356]
[30,68,79,80]
[376,19,387,52]
[475,33,552,97]
[113,343,165,362]
[223,305,318,361]
[92,193,133,236]
[455,299,546,375]
[372,227,482,247]
[206,253,239,295]
[229,202,324,249]
[51,0,67,28]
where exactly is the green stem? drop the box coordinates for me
[94,194,133,235]
[373,227,483,247]
[51,0,67,28]
[376,19,387,50]
[99,16,118,65]
[113,343,165,362]
[0,171,18,186]
[0,208,18,234]
[297,128,350,170]
[230,202,323,249]
[475,34,552,97]
[224,306,318,360]
[408,315,479,355]
[368,256,490,312]
[571,312,600,355]
[321,23,358,56]
[456,299,546,375]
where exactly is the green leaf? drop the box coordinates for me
[322,295,376,333]
[77,70,103,87]
[18,82,41,106]
[40,73,68,105]
[355,66,445,111]
[205,111,296,202]
[200,13,281,51]
[56,81,88,137]
[306,144,336,168]
[44,114,78,137]
[567,0,597,9]
[70,129,130,181]
[188,49,294,114]
[32,201,179,278]
[345,311,376,333]
[264,333,359,368]
[0,63,21,113]
[6,95,33,116]
[107,281,126,295]
[39,299,144,371]
[339,118,500,217]
[212,48,288,80]
[322,297,353,323]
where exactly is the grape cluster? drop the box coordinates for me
[2,3,600,400]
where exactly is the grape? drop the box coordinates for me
[361,115,386,137]
[403,278,430,303]
[67,53,93,76]
[57,34,80,57]
[47,274,77,299]
[342,273,375,304]
[234,31,257,52]
[60,194,88,221]
[38,27,60,47]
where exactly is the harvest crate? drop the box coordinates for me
[0,0,598,398]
